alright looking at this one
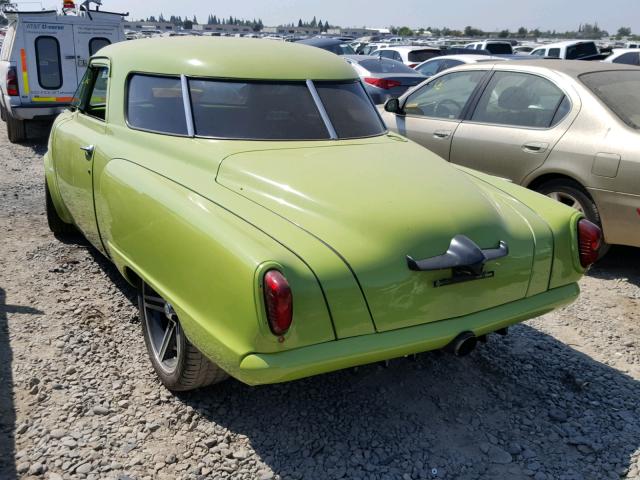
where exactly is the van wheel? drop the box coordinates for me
[536,179,610,258]
[139,282,228,391]
[7,115,27,143]
[45,181,76,235]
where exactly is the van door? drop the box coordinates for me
[22,22,78,103]
[72,24,118,79]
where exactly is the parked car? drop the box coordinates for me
[530,41,607,60]
[0,6,125,142]
[344,55,426,103]
[513,45,535,55]
[45,37,593,391]
[603,49,640,66]
[464,41,513,55]
[380,60,640,251]
[415,54,506,77]
[375,46,442,67]
[296,37,355,55]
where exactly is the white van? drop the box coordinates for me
[0,6,125,142]
[529,40,601,60]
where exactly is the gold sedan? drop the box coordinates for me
[381,60,640,250]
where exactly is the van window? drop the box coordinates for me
[548,48,561,58]
[35,36,62,90]
[89,38,111,56]
[127,74,188,135]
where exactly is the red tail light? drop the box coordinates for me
[577,219,602,268]
[263,270,293,336]
[364,77,402,90]
[7,67,19,97]
[408,63,419,68]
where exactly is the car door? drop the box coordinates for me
[53,61,110,250]
[386,70,488,159]
[449,70,576,183]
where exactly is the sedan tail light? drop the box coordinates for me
[577,219,602,268]
[364,77,402,90]
[7,67,19,97]
[263,270,293,336]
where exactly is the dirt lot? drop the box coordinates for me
[0,122,639,480]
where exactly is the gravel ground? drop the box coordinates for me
[0,121,639,480]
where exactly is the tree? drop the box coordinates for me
[498,29,510,38]
[517,27,528,37]
[397,26,414,36]
[311,16,317,28]
[193,15,198,25]
[298,19,303,27]
[183,20,193,30]
[618,27,632,37]
[464,25,484,37]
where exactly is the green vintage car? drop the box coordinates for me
[44,37,601,391]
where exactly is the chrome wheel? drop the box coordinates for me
[142,284,182,375]
[546,191,585,214]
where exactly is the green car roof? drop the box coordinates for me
[98,37,359,81]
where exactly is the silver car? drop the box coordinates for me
[344,55,426,104]
[380,60,640,250]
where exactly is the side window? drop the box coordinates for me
[89,37,111,56]
[404,70,486,120]
[35,36,62,89]
[393,52,403,62]
[127,74,188,135]
[379,50,394,59]
[416,60,443,76]
[471,72,567,128]
[531,49,546,57]
[613,52,640,66]
[71,66,109,121]
[548,48,561,58]
[85,67,109,120]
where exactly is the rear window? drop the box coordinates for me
[408,49,440,63]
[566,42,598,60]
[35,36,62,90]
[485,43,513,55]
[189,80,385,140]
[359,58,416,74]
[315,82,386,138]
[581,70,640,129]
[127,75,188,135]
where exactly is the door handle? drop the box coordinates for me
[433,130,452,139]
[80,145,95,158]
[522,142,549,153]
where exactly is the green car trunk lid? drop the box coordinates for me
[216,141,544,335]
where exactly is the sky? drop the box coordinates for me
[41,0,640,33]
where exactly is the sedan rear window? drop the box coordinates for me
[581,70,640,129]
[359,58,416,74]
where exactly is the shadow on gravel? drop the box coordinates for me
[589,246,640,288]
[0,288,43,480]
[22,121,52,156]
[177,325,640,479]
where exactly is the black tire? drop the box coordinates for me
[536,179,610,258]
[6,114,27,143]
[45,181,76,235]
[139,282,228,391]
[0,106,6,122]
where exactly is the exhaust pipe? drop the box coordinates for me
[446,332,478,357]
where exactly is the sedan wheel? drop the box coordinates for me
[536,179,610,259]
[139,282,228,391]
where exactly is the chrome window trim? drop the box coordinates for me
[306,79,338,140]
[180,74,195,137]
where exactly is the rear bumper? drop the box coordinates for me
[1,95,65,120]
[588,187,640,248]
[235,283,579,385]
